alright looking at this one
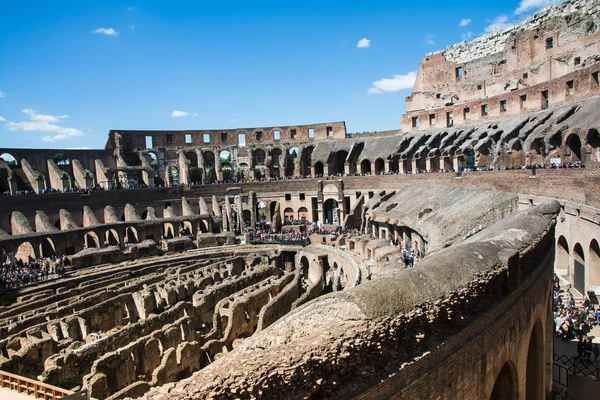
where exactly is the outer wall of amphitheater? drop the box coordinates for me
[356,224,554,399]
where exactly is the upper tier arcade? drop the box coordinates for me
[402,0,600,131]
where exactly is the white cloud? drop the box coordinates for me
[22,108,68,122]
[424,34,435,45]
[485,15,512,33]
[0,116,5,121]
[461,31,475,41]
[92,28,119,37]
[130,25,135,29]
[515,0,559,14]
[357,38,371,48]
[127,6,136,11]
[5,109,84,142]
[368,72,417,95]
[0,92,5,98]
[171,110,194,117]
[459,18,472,27]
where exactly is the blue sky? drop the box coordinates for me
[0,0,559,150]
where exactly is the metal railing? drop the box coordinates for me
[0,369,74,399]
[553,353,600,379]
[249,238,310,246]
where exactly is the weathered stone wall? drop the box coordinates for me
[141,201,558,399]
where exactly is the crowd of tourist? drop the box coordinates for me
[0,255,69,291]
[248,228,309,245]
[553,273,600,361]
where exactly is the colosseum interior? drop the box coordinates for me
[1,0,600,399]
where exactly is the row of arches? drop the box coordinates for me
[556,235,600,294]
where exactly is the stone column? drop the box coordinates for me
[344,163,350,175]
[453,156,460,171]
[411,159,417,174]
[426,158,432,172]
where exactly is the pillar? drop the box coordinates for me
[426,158,432,172]
[453,156,459,171]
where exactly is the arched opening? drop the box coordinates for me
[589,239,600,288]
[586,129,600,162]
[565,134,582,162]
[573,243,585,294]
[185,151,198,168]
[298,207,309,222]
[163,223,175,239]
[323,199,339,225]
[253,149,266,166]
[15,242,36,262]
[190,168,203,185]
[202,151,216,171]
[125,227,138,244]
[300,256,309,280]
[53,153,71,166]
[0,153,17,166]
[54,218,61,231]
[39,238,56,258]
[141,209,149,220]
[556,236,569,271]
[313,161,324,176]
[242,210,251,227]
[390,155,400,172]
[360,159,371,174]
[375,158,385,174]
[270,148,282,178]
[287,147,299,176]
[219,150,231,166]
[256,201,267,224]
[331,151,348,174]
[526,320,544,400]
[490,361,518,400]
[180,221,194,237]
[85,232,100,248]
[105,229,120,246]
[283,207,295,223]
[167,166,179,186]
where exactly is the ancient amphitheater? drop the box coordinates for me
[1,0,600,398]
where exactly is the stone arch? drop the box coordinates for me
[556,235,569,271]
[105,229,120,246]
[375,158,385,174]
[16,241,36,262]
[242,210,251,226]
[283,207,295,223]
[85,231,100,248]
[125,226,139,244]
[324,198,339,225]
[331,150,348,174]
[39,238,56,258]
[526,319,544,400]
[181,220,194,236]
[298,207,309,221]
[270,148,283,178]
[190,168,203,185]
[202,151,216,169]
[589,239,600,288]
[490,361,518,400]
[185,151,198,168]
[53,152,71,166]
[565,133,582,162]
[0,153,17,166]
[163,223,175,239]
[219,150,231,165]
[573,242,585,294]
[313,161,324,176]
[360,159,371,174]
[166,165,179,186]
[300,256,309,280]
[586,129,600,162]
[256,201,267,223]
[253,149,266,166]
